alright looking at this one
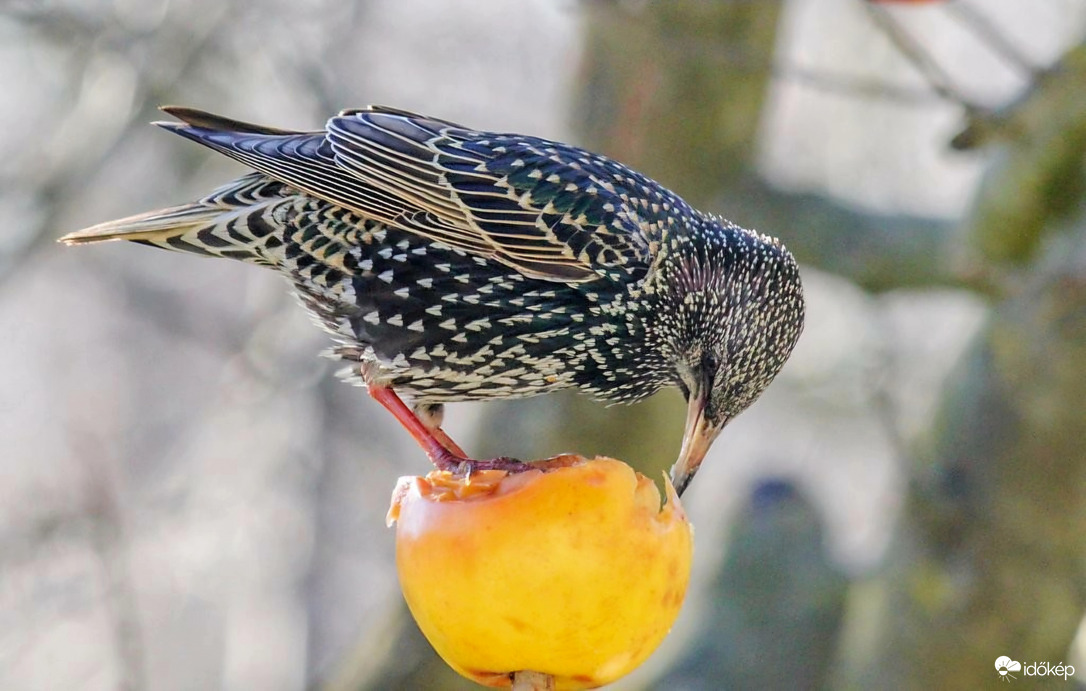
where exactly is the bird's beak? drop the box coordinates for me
[669,389,725,496]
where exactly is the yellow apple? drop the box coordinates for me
[388,456,694,689]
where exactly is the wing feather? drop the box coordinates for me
[327,111,603,279]
[155,106,659,282]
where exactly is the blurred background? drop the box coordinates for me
[2,0,1085,688]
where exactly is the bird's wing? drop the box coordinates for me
[156,107,412,231]
[156,106,655,282]
[326,109,656,281]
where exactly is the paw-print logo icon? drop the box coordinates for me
[995,656,1021,681]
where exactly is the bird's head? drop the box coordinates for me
[643,218,804,495]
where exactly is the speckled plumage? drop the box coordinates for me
[63,105,805,492]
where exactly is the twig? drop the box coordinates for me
[945,0,1041,77]
[775,62,947,105]
[0,3,239,293]
[863,2,981,110]
[512,670,556,690]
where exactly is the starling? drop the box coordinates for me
[61,105,804,495]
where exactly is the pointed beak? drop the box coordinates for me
[669,389,725,496]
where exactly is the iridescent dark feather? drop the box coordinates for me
[62,105,805,492]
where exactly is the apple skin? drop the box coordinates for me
[388,457,694,689]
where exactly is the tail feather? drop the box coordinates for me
[59,204,224,247]
[157,105,305,135]
[59,173,289,265]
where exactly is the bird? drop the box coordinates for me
[61,105,805,495]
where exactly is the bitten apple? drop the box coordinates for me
[388,456,694,689]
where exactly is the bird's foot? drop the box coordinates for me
[433,452,582,477]
[363,381,580,478]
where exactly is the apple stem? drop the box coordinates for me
[512,670,555,690]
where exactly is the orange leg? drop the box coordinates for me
[366,383,579,475]
[361,359,579,474]
[431,426,468,458]
[366,384,466,470]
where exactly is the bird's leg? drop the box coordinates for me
[362,373,576,476]
[365,383,466,470]
[413,403,468,457]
